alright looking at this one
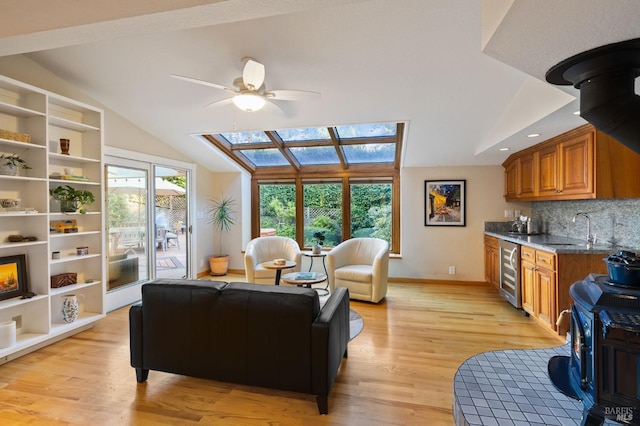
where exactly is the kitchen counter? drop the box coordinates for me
[484,231,617,255]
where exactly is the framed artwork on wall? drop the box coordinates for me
[0,254,29,301]
[424,180,466,226]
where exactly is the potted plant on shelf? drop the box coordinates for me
[0,153,31,176]
[207,194,237,276]
[312,231,325,254]
[50,185,95,214]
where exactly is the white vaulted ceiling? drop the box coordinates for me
[1,0,639,172]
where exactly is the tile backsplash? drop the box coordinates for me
[531,199,640,250]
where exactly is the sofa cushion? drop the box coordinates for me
[335,265,372,283]
[217,282,320,391]
[141,279,228,377]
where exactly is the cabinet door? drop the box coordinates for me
[537,267,556,331]
[521,260,536,315]
[504,159,518,200]
[519,152,536,198]
[537,144,560,197]
[560,133,594,196]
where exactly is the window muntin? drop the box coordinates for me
[350,182,392,244]
[259,183,296,239]
[303,183,342,248]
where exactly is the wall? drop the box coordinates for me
[398,165,529,281]
[531,199,640,250]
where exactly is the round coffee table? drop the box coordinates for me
[260,260,297,285]
[280,272,328,295]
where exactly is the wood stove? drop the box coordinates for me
[549,274,640,425]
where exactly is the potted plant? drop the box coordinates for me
[312,231,325,254]
[207,194,237,275]
[50,185,95,214]
[0,153,31,176]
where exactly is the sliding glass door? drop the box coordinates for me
[105,156,191,311]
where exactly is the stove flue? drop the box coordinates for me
[546,38,640,156]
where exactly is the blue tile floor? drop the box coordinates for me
[453,345,617,425]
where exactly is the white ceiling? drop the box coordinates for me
[2,0,639,172]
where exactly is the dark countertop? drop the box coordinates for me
[484,231,616,255]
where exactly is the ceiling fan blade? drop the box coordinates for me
[171,74,236,93]
[266,89,321,101]
[242,59,265,90]
[204,97,233,108]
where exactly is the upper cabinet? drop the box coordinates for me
[503,124,640,201]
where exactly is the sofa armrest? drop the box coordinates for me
[311,286,350,411]
[129,303,143,369]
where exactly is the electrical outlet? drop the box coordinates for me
[504,209,514,218]
[448,266,456,275]
[515,209,521,217]
[11,315,22,329]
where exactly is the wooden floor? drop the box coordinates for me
[0,278,562,425]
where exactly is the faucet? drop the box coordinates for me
[573,212,595,248]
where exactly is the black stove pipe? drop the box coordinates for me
[546,38,640,156]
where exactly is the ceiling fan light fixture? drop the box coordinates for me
[232,92,266,112]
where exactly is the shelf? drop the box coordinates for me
[0,332,51,359]
[0,212,45,217]
[50,311,105,333]
[0,175,47,183]
[0,101,46,118]
[50,253,101,264]
[0,294,48,310]
[0,138,46,150]
[50,280,102,296]
[50,230,101,239]
[0,240,47,250]
[49,152,100,163]
[49,211,101,218]
[49,115,100,132]
[49,178,100,186]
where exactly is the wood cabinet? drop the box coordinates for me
[483,236,499,289]
[0,74,105,364]
[503,123,640,201]
[520,246,556,332]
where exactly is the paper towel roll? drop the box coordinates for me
[0,320,17,348]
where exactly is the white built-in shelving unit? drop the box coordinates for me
[0,74,105,363]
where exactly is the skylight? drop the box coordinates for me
[202,122,403,174]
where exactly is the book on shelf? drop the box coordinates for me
[295,272,317,280]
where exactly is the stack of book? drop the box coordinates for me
[295,272,317,280]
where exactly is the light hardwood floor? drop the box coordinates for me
[0,278,562,425]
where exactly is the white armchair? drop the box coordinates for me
[327,238,389,303]
[244,236,302,284]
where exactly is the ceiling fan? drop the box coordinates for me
[171,57,320,112]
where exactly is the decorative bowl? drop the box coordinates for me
[0,198,21,208]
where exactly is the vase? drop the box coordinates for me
[312,244,321,255]
[0,320,17,348]
[60,138,70,155]
[0,163,17,176]
[60,200,79,213]
[62,294,80,323]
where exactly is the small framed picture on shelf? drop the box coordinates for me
[0,254,29,301]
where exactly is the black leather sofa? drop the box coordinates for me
[129,279,350,414]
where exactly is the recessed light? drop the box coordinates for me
[499,147,509,151]
[573,110,581,115]
[527,133,541,138]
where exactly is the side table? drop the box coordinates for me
[302,251,329,293]
[260,260,296,285]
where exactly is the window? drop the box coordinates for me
[203,122,403,253]
[259,183,296,239]
[303,182,342,248]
